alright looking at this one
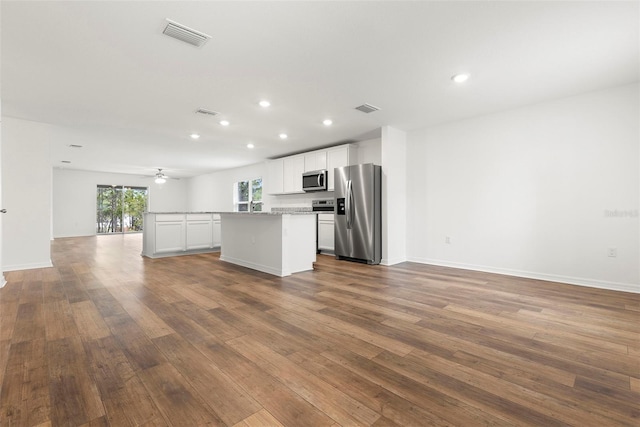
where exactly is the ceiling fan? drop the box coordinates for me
[154,168,168,184]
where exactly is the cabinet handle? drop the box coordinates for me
[0,209,6,214]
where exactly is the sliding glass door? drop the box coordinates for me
[96,185,148,234]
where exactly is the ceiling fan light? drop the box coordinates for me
[155,177,166,184]
[451,73,470,83]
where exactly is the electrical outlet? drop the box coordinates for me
[445,236,451,244]
[607,248,617,257]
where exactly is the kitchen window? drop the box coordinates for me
[234,178,262,212]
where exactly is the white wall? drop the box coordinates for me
[53,169,188,238]
[188,162,269,212]
[407,83,639,292]
[0,99,5,285]
[2,117,53,271]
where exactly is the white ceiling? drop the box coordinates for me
[2,1,638,178]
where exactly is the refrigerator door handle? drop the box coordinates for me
[346,179,353,229]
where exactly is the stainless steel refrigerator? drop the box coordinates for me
[334,163,382,264]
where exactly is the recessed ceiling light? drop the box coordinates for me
[323,119,333,126]
[190,133,200,139]
[220,120,230,126]
[279,133,288,140]
[451,73,470,83]
[259,100,271,108]
[247,143,255,149]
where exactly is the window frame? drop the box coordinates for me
[234,177,263,212]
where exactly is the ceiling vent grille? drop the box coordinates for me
[195,108,219,117]
[163,19,211,47]
[355,103,380,114]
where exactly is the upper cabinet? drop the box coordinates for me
[304,150,327,172]
[267,144,356,195]
[327,145,357,191]
[282,155,305,193]
[266,158,284,194]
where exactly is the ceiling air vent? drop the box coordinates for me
[355,103,380,114]
[163,19,211,48]
[195,108,219,117]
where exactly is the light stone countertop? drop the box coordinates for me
[146,210,316,215]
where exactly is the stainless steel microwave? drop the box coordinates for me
[302,169,328,192]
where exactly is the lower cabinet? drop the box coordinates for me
[143,213,219,258]
[154,215,186,254]
[317,213,335,252]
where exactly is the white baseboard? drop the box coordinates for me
[407,256,640,294]
[220,254,289,277]
[381,257,407,266]
[3,260,54,272]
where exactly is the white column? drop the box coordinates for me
[380,125,407,265]
[0,95,5,287]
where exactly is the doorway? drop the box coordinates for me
[96,185,148,234]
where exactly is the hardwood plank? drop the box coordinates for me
[137,362,226,426]
[233,409,285,427]
[12,301,46,343]
[170,284,222,310]
[288,349,459,427]
[47,336,105,425]
[228,335,381,426]
[189,336,336,426]
[44,298,80,341]
[108,285,175,339]
[102,314,167,371]
[153,333,261,426]
[71,300,112,341]
[0,339,50,426]
[266,307,385,359]
[320,347,515,426]
[0,297,19,341]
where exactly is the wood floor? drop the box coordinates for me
[0,234,638,426]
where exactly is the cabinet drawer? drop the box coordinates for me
[187,214,212,221]
[318,213,334,222]
[155,214,185,222]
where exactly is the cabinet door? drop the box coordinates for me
[318,217,335,251]
[186,220,213,250]
[327,147,349,191]
[155,221,185,253]
[283,155,305,193]
[267,159,284,194]
[304,151,327,172]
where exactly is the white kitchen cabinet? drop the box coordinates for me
[327,144,357,191]
[304,150,327,172]
[155,220,185,254]
[283,155,305,193]
[186,214,213,250]
[317,213,335,252]
[268,143,356,195]
[142,213,219,258]
[266,158,284,194]
[213,214,221,247]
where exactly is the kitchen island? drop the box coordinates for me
[142,211,317,277]
[219,212,317,277]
